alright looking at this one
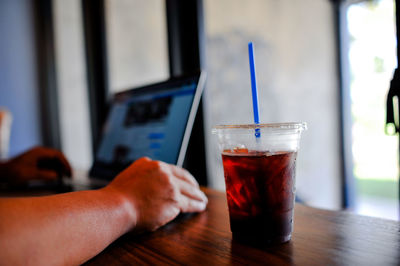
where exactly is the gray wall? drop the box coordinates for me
[0,0,42,158]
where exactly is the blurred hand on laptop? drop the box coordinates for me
[0,146,72,185]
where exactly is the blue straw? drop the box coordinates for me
[248,42,260,138]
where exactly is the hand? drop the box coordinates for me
[1,146,72,184]
[104,157,208,232]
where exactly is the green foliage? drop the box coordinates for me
[356,178,398,199]
[373,56,385,73]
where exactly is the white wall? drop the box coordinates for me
[204,0,342,210]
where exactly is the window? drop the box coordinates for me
[343,0,398,220]
[53,0,170,170]
[53,0,92,170]
[105,0,169,92]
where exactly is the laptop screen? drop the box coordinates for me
[90,72,205,179]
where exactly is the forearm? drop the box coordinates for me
[0,188,135,265]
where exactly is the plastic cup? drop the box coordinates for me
[212,122,307,245]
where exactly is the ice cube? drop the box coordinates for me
[233,146,248,154]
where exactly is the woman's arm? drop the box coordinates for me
[0,157,208,265]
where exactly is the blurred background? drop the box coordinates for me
[0,0,398,220]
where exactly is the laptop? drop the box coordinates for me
[86,71,207,184]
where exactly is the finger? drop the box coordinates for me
[37,158,70,178]
[33,169,58,181]
[39,150,72,177]
[176,178,208,203]
[178,194,207,213]
[166,164,199,187]
[51,151,72,177]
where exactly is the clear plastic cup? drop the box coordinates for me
[212,122,306,245]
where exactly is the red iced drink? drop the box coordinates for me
[222,149,297,244]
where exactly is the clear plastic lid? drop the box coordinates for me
[212,122,307,135]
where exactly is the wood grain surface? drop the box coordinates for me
[86,188,400,265]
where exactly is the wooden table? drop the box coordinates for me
[85,188,400,265]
